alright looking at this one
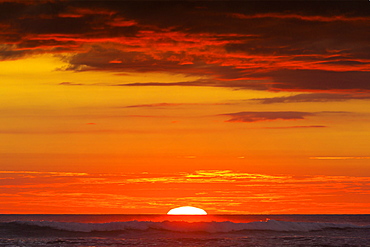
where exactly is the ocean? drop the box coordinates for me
[0,214,369,246]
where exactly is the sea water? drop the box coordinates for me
[0,214,369,246]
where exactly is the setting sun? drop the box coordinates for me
[167,206,208,215]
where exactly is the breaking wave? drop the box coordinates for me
[5,219,369,233]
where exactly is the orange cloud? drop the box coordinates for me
[1,170,369,214]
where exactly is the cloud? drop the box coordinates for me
[126,103,193,108]
[125,102,229,108]
[1,169,370,213]
[0,129,149,135]
[0,171,88,176]
[262,69,370,91]
[118,79,269,91]
[16,17,93,35]
[0,1,369,93]
[0,44,29,60]
[221,111,313,123]
[65,46,256,82]
[59,82,84,86]
[57,77,268,90]
[259,125,327,129]
[310,157,370,160]
[252,93,370,104]
[231,13,370,22]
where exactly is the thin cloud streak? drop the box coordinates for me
[221,111,314,123]
[230,13,370,22]
[125,102,231,108]
[252,93,370,104]
[258,125,327,129]
[310,157,370,160]
[220,111,351,123]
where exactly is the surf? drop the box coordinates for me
[6,219,369,233]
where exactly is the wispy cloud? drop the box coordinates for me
[310,157,370,160]
[125,102,230,108]
[1,170,369,214]
[231,13,370,22]
[252,93,370,104]
[0,129,151,135]
[0,170,88,176]
[221,111,313,123]
[258,125,326,129]
[59,82,85,86]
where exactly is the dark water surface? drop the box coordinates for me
[1,214,369,246]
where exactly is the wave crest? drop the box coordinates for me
[9,219,369,233]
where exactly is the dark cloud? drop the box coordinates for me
[17,17,92,35]
[0,1,27,22]
[66,46,254,81]
[66,47,180,73]
[320,60,369,66]
[0,1,141,59]
[17,39,77,49]
[252,93,370,104]
[0,44,28,60]
[0,0,369,92]
[263,70,370,91]
[221,111,314,123]
[84,1,370,34]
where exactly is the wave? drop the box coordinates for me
[5,219,369,234]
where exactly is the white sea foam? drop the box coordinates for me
[13,219,369,233]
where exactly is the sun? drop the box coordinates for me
[167,206,207,215]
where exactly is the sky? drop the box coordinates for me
[0,0,370,214]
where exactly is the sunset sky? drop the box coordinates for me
[1,0,370,214]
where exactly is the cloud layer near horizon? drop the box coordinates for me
[1,0,369,96]
[1,170,369,214]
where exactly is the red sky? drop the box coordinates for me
[0,0,369,214]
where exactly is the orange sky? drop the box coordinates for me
[0,0,370,214]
